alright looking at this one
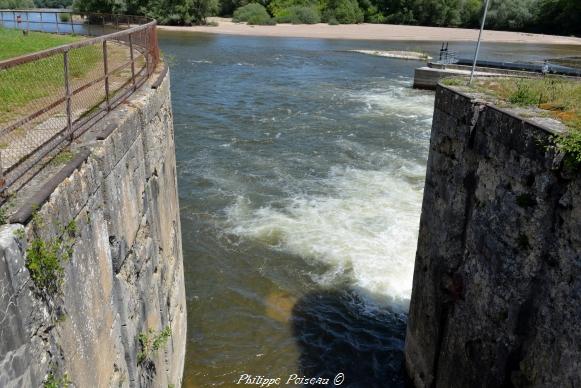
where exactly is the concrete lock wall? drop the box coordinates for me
[0,68,186,387]
[405,85,581,387]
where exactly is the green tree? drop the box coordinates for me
[268,0,317,17]
[275,5,320,23]
[486,0,536,30]
[536,0,581,36]
[34,0,73,7]
[323,0,363,23]
[74,0,217,24]
[233,2,275,24]
[73,0,127,14]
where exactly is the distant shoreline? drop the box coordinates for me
[158,17,581,45]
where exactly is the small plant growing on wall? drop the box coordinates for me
[137,326,172,366]
[43,370,71,388]
[25,212,77,299]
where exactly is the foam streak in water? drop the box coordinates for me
[226,164,425,310]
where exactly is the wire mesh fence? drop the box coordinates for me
[0,10,159,197]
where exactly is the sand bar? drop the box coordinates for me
[158,17,581,45]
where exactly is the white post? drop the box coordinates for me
[468,0,491,85]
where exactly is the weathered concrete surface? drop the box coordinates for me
[0,68,186,387]
[412,64,541,90]
[405,85,581,388]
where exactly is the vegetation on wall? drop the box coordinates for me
[137,326,172,365]
[442,76,581,168]
[24,212,77,299]
[43,371,71,388]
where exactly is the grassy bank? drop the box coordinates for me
[0,27,84,60]
[0,28,101,124]
[443,76,581,166]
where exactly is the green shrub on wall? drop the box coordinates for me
[24,213,77,299]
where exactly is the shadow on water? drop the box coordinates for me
[291,288,410,388]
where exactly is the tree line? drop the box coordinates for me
[1,0,579,36]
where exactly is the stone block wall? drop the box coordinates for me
[405,85,580,388]
[0,69,186,387]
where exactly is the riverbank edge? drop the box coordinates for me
[158,18,581,45]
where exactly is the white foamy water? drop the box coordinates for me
[349,84,435,119]
[226,162,426,310]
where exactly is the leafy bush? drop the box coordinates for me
[141,0,219,25]
[276,5,320,23]
[268,0,318,17]
[326,0,364,24]
[70,0,580,32]
[34,0,73,8]
[508,81,540,106]
[233,3,276,24]
[327,16,339,24]
[555,127,581,169]
[59,13,71,23]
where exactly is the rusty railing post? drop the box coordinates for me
[128,32,136,90]
[0,152,4,192]
[0,16,158,193]
[144,29,151,78]
[103,40,111,110]
[70,13,75,34]
[63,50,73,140]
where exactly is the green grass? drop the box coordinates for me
[0,27,82,61]
[50,150,75,166]
[442,76,581,166]
[0,28,101,122]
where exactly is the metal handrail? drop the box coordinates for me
[0,10,160,195]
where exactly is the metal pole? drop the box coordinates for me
[64,51,73,139]
[468,0,490,85]
[0,152,4,192]
[55,11,60,34]
[129,33,136,90]
[71,13,75,34]
[103,41,110,110]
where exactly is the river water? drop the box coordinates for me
[158,32,579,387]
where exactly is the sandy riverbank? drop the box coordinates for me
[158,17,581,45]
